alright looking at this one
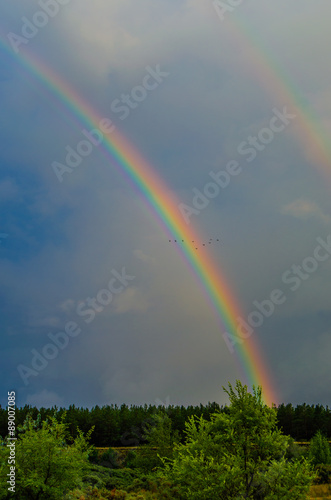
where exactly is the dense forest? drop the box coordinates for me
[1,399,331,447]
[1,382,331,499]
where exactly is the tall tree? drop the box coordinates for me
[160,381,315,499]
[0,414,93,500]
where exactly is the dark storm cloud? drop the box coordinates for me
[1,0,331,408]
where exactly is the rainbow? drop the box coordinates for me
[217,9,331,178]
[0,34,279,405]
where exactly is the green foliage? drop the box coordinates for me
[106,469,146,492]
[1,399,331,447]
[126,413,179,471]
[314,464,331,485]
[309,430,331,466]
[284,437,306,460]
[0,414,93,500]
[123,450,138,469]
[259,457,316,499]
[99,448,120,469]
[143,413,179,453]
[160,381,316,499]
[122,448,158,472]
[88,447,119,469]
[88,448,101,464]
[1,382,326,499]
[76,463,114,492]
[82,468,181,499]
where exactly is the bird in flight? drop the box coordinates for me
[168,237,221,250]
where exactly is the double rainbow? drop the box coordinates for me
[2,19,311,405]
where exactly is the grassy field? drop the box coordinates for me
[309,484,331,499]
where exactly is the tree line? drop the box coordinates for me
[0,399,330,447]
[2,382,331,499]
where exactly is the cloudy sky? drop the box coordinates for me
[1,0,331,409]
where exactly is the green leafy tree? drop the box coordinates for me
[127,412,179,471]
[308,430,331,466]
[260,457,316,499]
[160,381,316,499]
[144,412,179,456]
[0,414,93,500]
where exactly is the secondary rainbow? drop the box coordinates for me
[222,9,331,178]
[0,37,278,405]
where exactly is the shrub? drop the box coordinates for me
[314,464,331,484]
[285,437,306,460]
[99,448,119,469]
[308,430,331,466]
[123,450,138,468]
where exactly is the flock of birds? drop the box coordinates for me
[168,237,220,250]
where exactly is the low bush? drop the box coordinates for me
[314,464,331,485]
